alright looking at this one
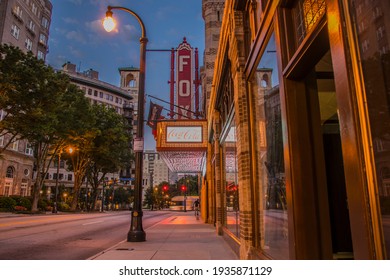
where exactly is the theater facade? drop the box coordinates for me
[202,0,390,259]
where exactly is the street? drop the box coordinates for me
[0,210,174,260]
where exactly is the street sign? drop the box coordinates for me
[133,138,144,152]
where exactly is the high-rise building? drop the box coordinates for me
[142,150,170,193]
[0,0,52,60]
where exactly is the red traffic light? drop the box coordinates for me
[181,185,187,192]
[162,185,169,191]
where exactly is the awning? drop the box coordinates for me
[155,119,207,173]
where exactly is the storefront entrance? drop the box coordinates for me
[305,50,353,258]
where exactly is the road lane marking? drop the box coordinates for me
[82,220,103,226]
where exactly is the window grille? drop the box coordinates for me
[294,0,326,44]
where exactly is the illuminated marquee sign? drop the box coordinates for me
[176,38,194,119]
[156,120,207,172]
[156,120,207,150]
[166,126,202,143]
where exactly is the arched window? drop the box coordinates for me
[261,74,269,88]
[125,74,137,88]
[6,166,15,178]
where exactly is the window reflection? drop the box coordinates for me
[253,32,288,259]
[349,0,390,258]
[294,0,326,44]
[223,121,240,237]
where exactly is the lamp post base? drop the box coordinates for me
[127,210,146,242]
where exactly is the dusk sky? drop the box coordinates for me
[46,0,205,150]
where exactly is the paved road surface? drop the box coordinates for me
[0,210,174,260]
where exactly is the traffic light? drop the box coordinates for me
[181,185,187,192]
[162,185,169,192]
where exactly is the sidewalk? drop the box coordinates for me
[89,212,238,260]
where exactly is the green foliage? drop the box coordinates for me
[89,105,133,172]
[143,186,155,209]
[174,175,199,196]
[0,44,93,211]
[84,105,133,211]
[58,202,70,211]
[113,187,133,204]
[0,197,17,211]
[38,198,51,211]
[0,44,133,212]
[143,181,172,210]
[18,197,32,211]
[10,196,32,210]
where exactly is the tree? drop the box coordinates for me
[0,45,29,152]
[68,105,133,211]
[143,185,156,209]
[0,44,92,211]
[177,175,199,196]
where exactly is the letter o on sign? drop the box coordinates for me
[179,80,191,97]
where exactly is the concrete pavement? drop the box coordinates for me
[89,211,238,260]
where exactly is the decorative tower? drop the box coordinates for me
[201,0,225,118]
[119,66,140,184]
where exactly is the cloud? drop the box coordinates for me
[90,0,122,6]
[46,54,68,70]
[62,17,79,25]
[66,30,87,44]
[69,46,83,58]
[122,24,140,41]
[66,0,82,5]
[85,19,105,34]
[54,27,67,35]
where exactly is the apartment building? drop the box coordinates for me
[0,0,51,60]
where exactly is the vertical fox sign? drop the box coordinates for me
[176,38,194,119]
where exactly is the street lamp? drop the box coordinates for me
[103,5,147,242]
[101,178,107,212]
[53,146,73,213]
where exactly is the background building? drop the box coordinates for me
[142,150,170,196]
[0,0,52,60]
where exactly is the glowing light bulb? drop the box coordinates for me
[103,16,116,32]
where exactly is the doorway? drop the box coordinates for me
[308,51,354,258]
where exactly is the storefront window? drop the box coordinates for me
[223,120,240,237]
[348,0,390,258]
[253,32,288,259]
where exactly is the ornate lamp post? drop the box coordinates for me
[103,5,147,242]
[100,179,106,212]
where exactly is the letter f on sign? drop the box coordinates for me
[179,55,190,72]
